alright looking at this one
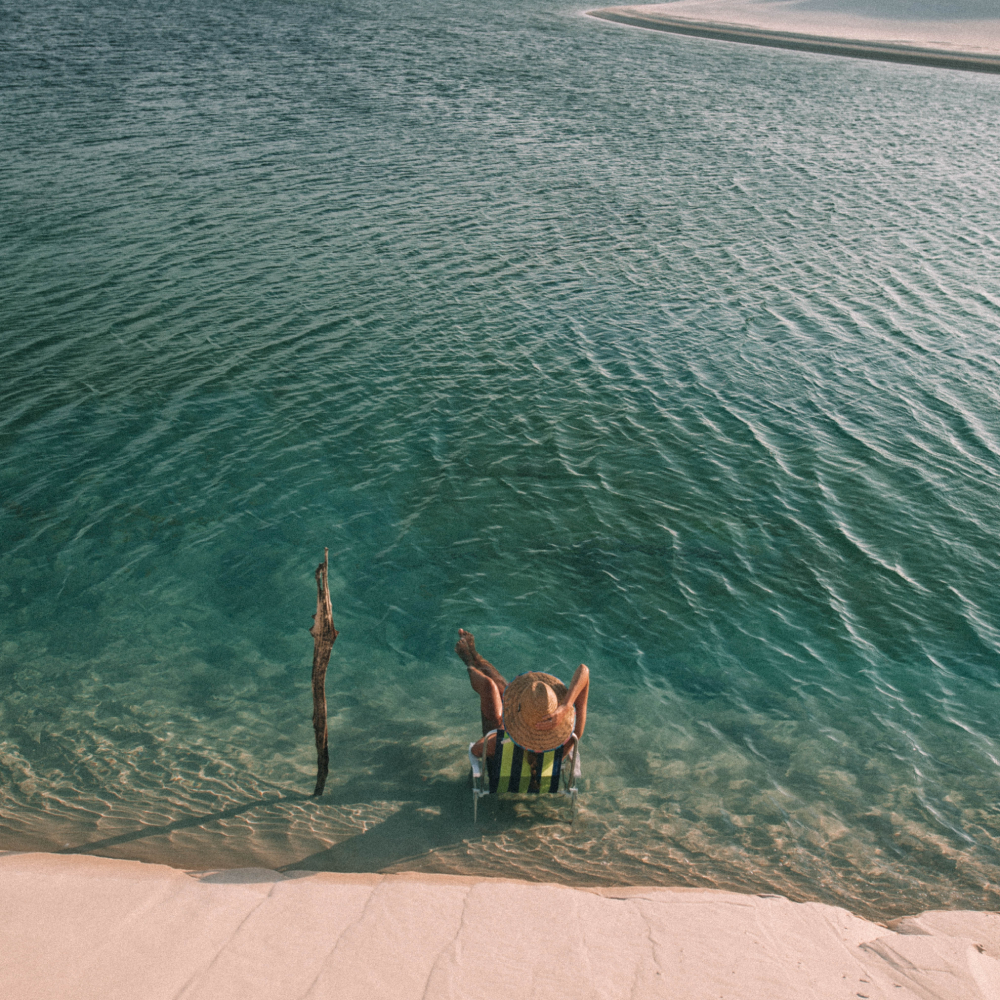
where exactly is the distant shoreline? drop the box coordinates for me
[587,6,1000,74]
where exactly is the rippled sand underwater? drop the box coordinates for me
[3,0,1000,920]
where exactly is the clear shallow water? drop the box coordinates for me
[3,0,1000,921]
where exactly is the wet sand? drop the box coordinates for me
[3,851,1000,999]
[587,1,1000,72]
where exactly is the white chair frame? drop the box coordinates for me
[468,731,581,823]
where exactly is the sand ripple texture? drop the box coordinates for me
[3,0,1000,920]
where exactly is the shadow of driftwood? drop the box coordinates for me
[54,721,534,870]
[54,793,312,855]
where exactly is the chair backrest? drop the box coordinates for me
[485,729,569,795]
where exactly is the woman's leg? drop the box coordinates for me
[467,668,503,736]
[456,629,506,734]
[455,628,507,693]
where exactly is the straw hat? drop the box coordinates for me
[502,672,575,753]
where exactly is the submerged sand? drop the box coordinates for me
[587,1,1000,72]
[3,851,1000,999]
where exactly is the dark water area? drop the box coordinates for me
[3,0,1000,920]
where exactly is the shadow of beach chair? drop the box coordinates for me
[468,729,581,824]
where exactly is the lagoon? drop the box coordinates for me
[3,0,1000,921]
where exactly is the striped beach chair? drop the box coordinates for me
[468,729,581,823]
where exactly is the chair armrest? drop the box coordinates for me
[565,735,582,780]
[469,730,500,780]
[468,743,483,778]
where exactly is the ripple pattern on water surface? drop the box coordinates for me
[3,0,1000,920]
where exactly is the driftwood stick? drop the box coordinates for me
[309,548,338,796]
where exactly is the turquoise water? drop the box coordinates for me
[3,0,1000,920]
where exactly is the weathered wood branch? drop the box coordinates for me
[309,547,338,797]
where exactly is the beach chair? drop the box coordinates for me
[468,729,581,823]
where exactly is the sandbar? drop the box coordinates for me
[587,1,1000,73]
[3,850,1000,999]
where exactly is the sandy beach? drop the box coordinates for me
[2,851,999,999]
[587,1,1000,71]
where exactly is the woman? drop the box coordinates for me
[455,628,589,759]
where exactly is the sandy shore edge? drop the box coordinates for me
[587,5,1000,73]
[3,851,1000,998]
